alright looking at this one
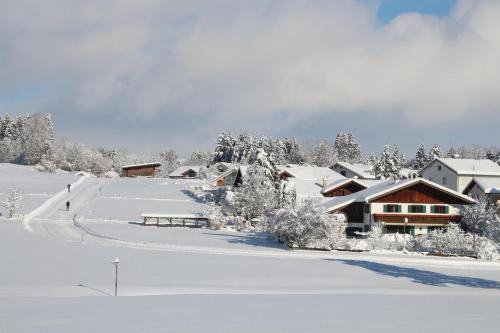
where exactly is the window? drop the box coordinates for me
[437,165,442,171]
[364,204,370,213]
[408,205,426,213]
[442,177,447,185]
[383,204,401,213]
[340,171,347,176]
[431,205,449,214]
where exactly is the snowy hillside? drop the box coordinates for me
[0,163,78,217]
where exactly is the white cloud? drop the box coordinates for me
[1,0,499,148]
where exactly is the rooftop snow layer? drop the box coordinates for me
[169,166,200,177]
[470,177,500,194]
[426,158,500,176]
[280,165,345,181]
[121,162,161,169]
[332,162,376,179]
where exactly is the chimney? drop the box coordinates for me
[323,177,328,189]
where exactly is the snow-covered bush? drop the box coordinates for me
[36,158,57,173]
[270,199,347,250]
[476,238,499,261]
[205,204,228,230]
[0,189,23,218]
[426,223,473,256]
[462,196,500,248]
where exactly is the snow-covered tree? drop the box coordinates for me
[446,145,458,158]
[249,147,279,185]
[305,140,335,167]
[462,196,500,249]
[270,199,346,249]
[334,132,362,162]
[279,179,296,209]
[0,189,23,218]
[20,114,54,165]
[428,144,441,160]
[283,137,304,164]
[212,132,236,163]
[414,144,428,170]
[223,164,278,221]
[187,150,211,166]
[374,145,403,180]
[158,149,180,177]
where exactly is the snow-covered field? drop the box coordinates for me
[79,177,207,222]
[0,164,78,216]
[1,165,499,332]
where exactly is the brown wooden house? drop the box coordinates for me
[322,178,475,236]
[121,162,161,177]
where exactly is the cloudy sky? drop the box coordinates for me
[0,0,499,156]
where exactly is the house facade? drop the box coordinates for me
[121,162,161,177]
[322,178,475,236]
[419,158,500,193]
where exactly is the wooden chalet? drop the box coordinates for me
[322,178,475,236]
[121,162,161,177]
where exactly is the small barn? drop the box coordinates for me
[121,162,161,177]
[169,166,200,179]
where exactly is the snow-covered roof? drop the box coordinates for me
[421,158,500,176]
[469,177,500,194]
[321,178,384,194]
[213,167,238,181]
[399,168,418,179]
[279,166,345,181]
[121,162,161,169]
[331,162,376,179]
[322,178,475,213]
[290,179,325,203]
[168,166,200,178]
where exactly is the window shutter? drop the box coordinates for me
[445,206,449,214]
[397,205,402,213]
[383,205,388,213]
[422,206,426,213]
[430,205,435,214]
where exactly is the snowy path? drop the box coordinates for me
[23,175,106,241]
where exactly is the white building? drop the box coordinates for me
[322,178,475,236]
[419,158,500,193]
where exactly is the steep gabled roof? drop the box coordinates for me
[168,165,200,178]
[467,177,500,194]
[322,178,475,213]
[420,158,500,176]
[331,162,376,179]
[321,178,383,195]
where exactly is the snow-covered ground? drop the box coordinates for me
[1,165,499,332]
[79,177,207,222]
[0,164,78,216]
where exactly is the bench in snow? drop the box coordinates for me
[140,213,209,228]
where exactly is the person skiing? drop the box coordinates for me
[67,184,71,192]
[66,201,70,211]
